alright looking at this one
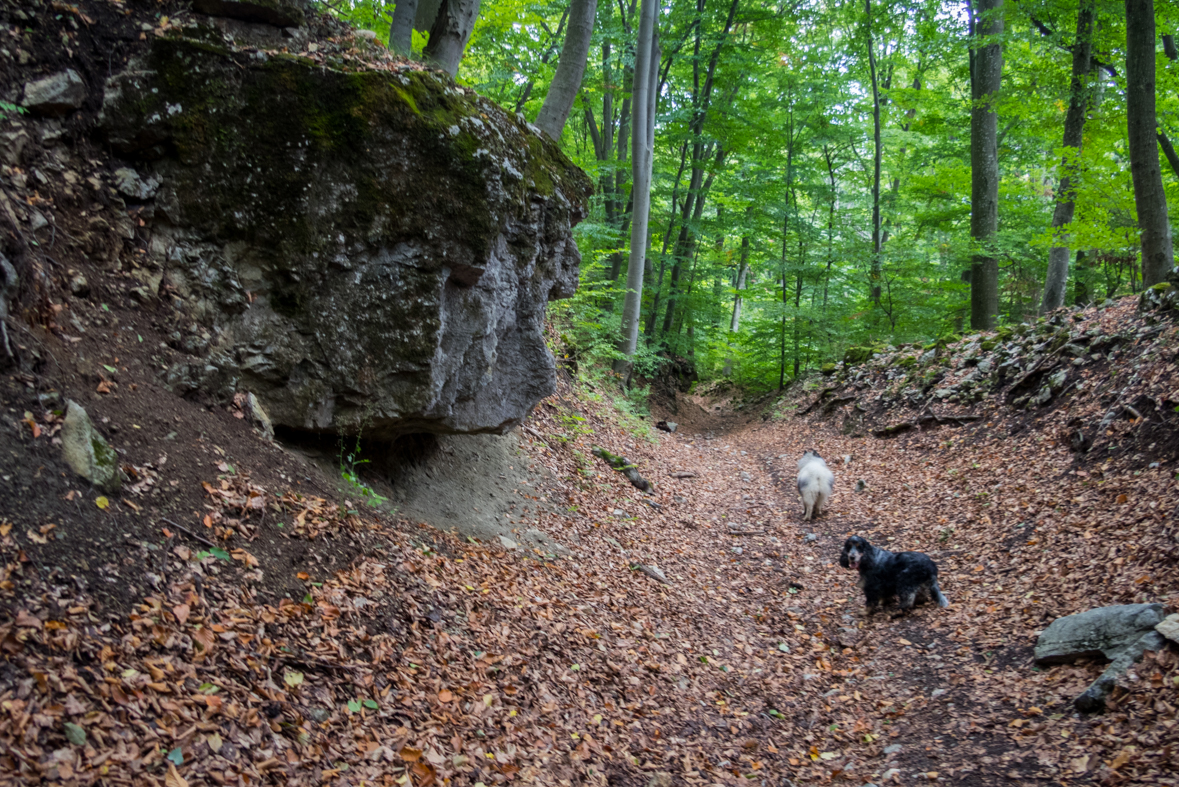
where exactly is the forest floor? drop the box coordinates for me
[3,296,1179,787]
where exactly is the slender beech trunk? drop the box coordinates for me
[969,0,1003,329]
[389,0,420,53]
[535,0,598,140]
[778,119,795,391]
[866,0,883,306]
[1158,39,1179,183]
[1073,250,1091,305]
[423,0,483,77]
[722,207,753,377]
[1126,0,1175,287]
[659,0,740,339]
[614,0,656,374]
[1040,0,1095,313]
[1159,131,1179,181]
[607,0,635,287]
[515,9,570,112]
[793,224,805,379]
[823,145,838,310]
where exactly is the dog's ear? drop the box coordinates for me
[838,545,849,569]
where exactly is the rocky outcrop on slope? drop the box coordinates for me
[100,30,591,438]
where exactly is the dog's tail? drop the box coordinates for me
[931,578,950,608]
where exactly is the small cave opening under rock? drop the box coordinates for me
[272,427,440,495]
[272,425,567,548]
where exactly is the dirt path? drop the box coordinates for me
[3,381,1176,787]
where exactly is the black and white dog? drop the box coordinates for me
[839,535,949,616]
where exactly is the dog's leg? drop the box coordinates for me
[891,589,918,619]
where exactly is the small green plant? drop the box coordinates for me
[338,437,389,507]
[553,408,594,444]
[0,101,26,119]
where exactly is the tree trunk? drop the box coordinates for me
[823,144,838,310]
[1126,0,1175,287]
[658,0,740,339]
[614,0,656,374]
[389,0,420,53]
[778,120,795,391]
[722,207,753,377]
[1158,131,1179,181]
[535,0,598,140]
[1040,0,1094,313]
[1073,249,1091,305]
[970,0,1003,330]
[514,8,570,112]
[415,0,443,32]
[866,0,883,306]
[423,0,483,78]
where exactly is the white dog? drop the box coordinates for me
[796,449,834,521]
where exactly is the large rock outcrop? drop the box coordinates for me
[100,31,591,438]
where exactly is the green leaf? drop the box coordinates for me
[363,699,379,709]
[210,547,231,561]
[347,699,362,713]
[197,683,220,694]
[303,593,313,604]
[101,303,110,312]
[63,722,86,746]
[195,550,212,561]
[167,747,184,765]
[103,364,118,373]
[778,643,791,652]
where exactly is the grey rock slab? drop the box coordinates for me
[192,0,306,27]
[1156,613,1179,645]
[23,69,86,116]
[1035,603,1165,665]
[1074,631,1167,713]
[113,167,160,200]
[497,535,519,550]
[1037,604,1169,712]
[61,401,121,493]
[245,392,274,441]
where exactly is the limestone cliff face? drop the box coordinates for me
[101,32,591,437]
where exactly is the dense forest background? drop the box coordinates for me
[327,0,1179,391]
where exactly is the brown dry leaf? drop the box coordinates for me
[15,610,41,628]
[165,763,188,787]
[172,604,190,625]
